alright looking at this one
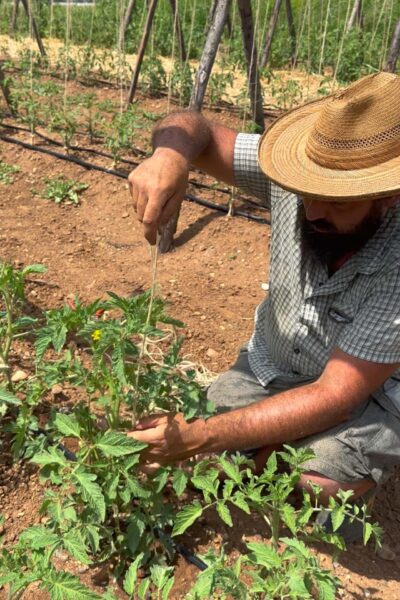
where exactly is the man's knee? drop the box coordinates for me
[298,471,375,505]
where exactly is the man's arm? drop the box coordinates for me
[128,110,237,244]
[129,348,398,463]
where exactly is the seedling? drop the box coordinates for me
[41,176,88,205]
[0,160,20,185]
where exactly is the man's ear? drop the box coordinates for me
[383,195,400,209]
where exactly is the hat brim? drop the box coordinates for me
[258,97,400,201]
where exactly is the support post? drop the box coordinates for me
[260,0,283,69]
[125,0,159,106]
[189,0,231,111]
[118,0,137,52]
[238,0,264,131]
[10,0,20,36]
[169,0,186,62]
[0,61,16,116]
[346,0,363,33]
[385,18,400,73]
[20,0,47,57]
[285,0,296,67]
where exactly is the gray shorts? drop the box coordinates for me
[207,348,400,485]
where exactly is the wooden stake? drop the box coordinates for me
[260,0,283,69]
[285,0,297,67]
[118,0,137,52]
[346,0,363,32]
[189,0,231,111]
[385,18,400,73]
[169,0,187,62]
[238,0,264,131]
[20,0,47,57]
[0,61,16,116]
[126,0,159,106]
[10,0,20,36]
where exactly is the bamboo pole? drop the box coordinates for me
[385,18,400,73]
[238,0,264,131]
[118,0,137,52]
[260,0,283,69]
[0,61,16,116]
[126,0,159,106]
[169,0,187,62]
[189,0,231,111]
[346,0,363,32]
[10,0,20,36]
[20,0,47,57]
[285,0,297,67]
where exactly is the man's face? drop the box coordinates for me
[300,196,398,263]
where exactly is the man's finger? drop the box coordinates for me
[134,413,167,430]
[159,192,183,225]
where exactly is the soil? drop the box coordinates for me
[0,65,400,599]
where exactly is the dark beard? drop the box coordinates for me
[299,203,383,266]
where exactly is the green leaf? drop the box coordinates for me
[246,542,281,569]
[288,572,312,598]
[315,572,338,600]
[0,387,21,406]
[96,431,146,457]
[150,564,173,589]
[172,501,203,536]
[22,264,47,276]
[218,455,242,484]
[191,474,218,498]
[54,413,81,438]
[330,506,346,532]
[84,525,100,554]
[73,470,106,522]
[31,446,68,468]
[46,570,102,599]
[281,503,297,534]
[127,519,145,555]
[123,553,144,596]
[230,492,250,515]
[162,576,175,600]
[137,577,150,600]
[20,525,60,550]
[172,468,188,497]
[281,537,311,559]
[63,531,91,565]
[363,521,373,545]
[216,501,233,527]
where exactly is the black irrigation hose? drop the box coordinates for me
[0,133,270,225]
[31,425,208,571]
[1,121,270,210]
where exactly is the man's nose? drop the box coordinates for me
[303,199,329,222]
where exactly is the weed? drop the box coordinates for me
[0,160,20,185]
[42,176,88,205]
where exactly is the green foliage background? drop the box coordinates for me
[0,0,399,82]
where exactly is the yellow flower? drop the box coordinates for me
[91,329,102,341]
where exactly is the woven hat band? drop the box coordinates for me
[305,72,400,171]
[306,122,400,170]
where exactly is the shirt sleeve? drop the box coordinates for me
[233,133,271,208]
[337,269,400,364]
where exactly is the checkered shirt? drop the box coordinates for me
[233,133,400,401]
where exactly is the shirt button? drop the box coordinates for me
[294,348,300,355]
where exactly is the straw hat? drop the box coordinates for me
[258,72,400,201]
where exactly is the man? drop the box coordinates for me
[128,72,400,524]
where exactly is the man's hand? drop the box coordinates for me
[128,148,189,244]
[128,412,210,465]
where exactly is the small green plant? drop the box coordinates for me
[0,262,45,392]
[169,61,194,106]
[0,160,20,184]
[270,75,303,110]
[208,71,234,105]
[41,176,88,205]
[140,55,167,97]
[105,106,140,166]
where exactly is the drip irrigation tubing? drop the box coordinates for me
[0,133,270,225]
[30,425,208,571]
